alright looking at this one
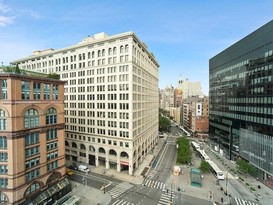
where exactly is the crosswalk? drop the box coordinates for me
[111,199,136,205]
[158,191,174,205]
[142,179,166,190]
[108,182,133,199]
[234,198,260,205]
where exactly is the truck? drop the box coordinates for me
[78,165,90,173]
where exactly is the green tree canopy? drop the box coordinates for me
[199,160,210,173]
[47,73,60,79]
[159,115,171,132]
[236,159,250,174]
[176,138,192,164]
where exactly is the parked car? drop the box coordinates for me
[69,165,77,170]
[66,168,74,176]
[78,165,90,173]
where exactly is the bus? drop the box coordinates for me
[191,141,200,151]
[199,150,210,161]
[207,160,225,180]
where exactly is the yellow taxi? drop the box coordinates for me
[66,168,74,176]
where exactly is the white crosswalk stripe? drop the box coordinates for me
[234,198,260,205]
[108,182,133,199]
[158,191,174,205]
[143,179,166,190]
[111,199,135,205]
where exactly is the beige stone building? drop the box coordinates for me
[11,31,159,176]
[0,72,68,204]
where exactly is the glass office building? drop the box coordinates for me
[209,20,273,187]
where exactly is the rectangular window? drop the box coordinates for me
[0,137,7,149]
[33,83,41,100]
[26,169,40,182]
[25,146,40,158]
[21,81,30,100]
[46,129,57,140]
[0,153,8,162]
[0,165,8,174]
[47,160,58,171]
[44,84,50,100]
[53,84,59,100]
[0,79,8,100]
[25,133,39,146]
[25,157,40,169]
[0,178,8,188]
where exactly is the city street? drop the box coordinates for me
[66,123,271,205]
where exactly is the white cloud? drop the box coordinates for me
[0,15,14,26]
[0,3,11,13]
[17,8,42,19]
[0,2,41,27]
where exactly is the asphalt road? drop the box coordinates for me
[69,124,216,205]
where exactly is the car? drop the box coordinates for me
[78,165,90,173]
[69,165,77,170]
[66,168,74,176]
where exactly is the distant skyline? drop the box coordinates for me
[1,0,273,95]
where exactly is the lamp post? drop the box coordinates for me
[85,172,88,187]
[263,151,266,182]
[225,169,231,205]
[170,180,173,205]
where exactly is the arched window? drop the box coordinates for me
[25,182,41,196]
[109,149,117,156]
[108,48,112,55]
[0,192,8,203]
[92,51,95,58]
[72,142,77,148]
[120,46,124,53]
[80,144,86,150]
[98,50,101,57]
[46,108,57,125]
[46,172,60,185]
[65,141,69,147]
[89,145,95,152]
[120,151,128,158]
[125,45,129,52]
[102,49,105,57]
[0,109,7,130]
[113,47,117,55]
[99,147,105,154]
[24,109,39,128]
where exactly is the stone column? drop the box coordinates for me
[86,150,89,164]
[129,158,133,176]
[117,157,121,172]
[95,151,99,167]
[105,153,110,169]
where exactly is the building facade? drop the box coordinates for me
[209,20,273,187]
[178,77,203,99]
[182,96,209,136]
[0,73,68,204]
[160,85,175,111]
[12,32,159,176]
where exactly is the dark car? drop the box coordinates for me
[69,165,77,170]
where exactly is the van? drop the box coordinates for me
[78,165,90,173]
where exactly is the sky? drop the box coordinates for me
[1,1,273,95]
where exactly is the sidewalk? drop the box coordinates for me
[65,136,167,205]
[87,136,166,185]
[205,144,273,205]
[67,180,111,205]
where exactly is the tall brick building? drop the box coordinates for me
[0,72,69,204]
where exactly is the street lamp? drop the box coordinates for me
[170,180,173,205]
[225,169,231,205]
